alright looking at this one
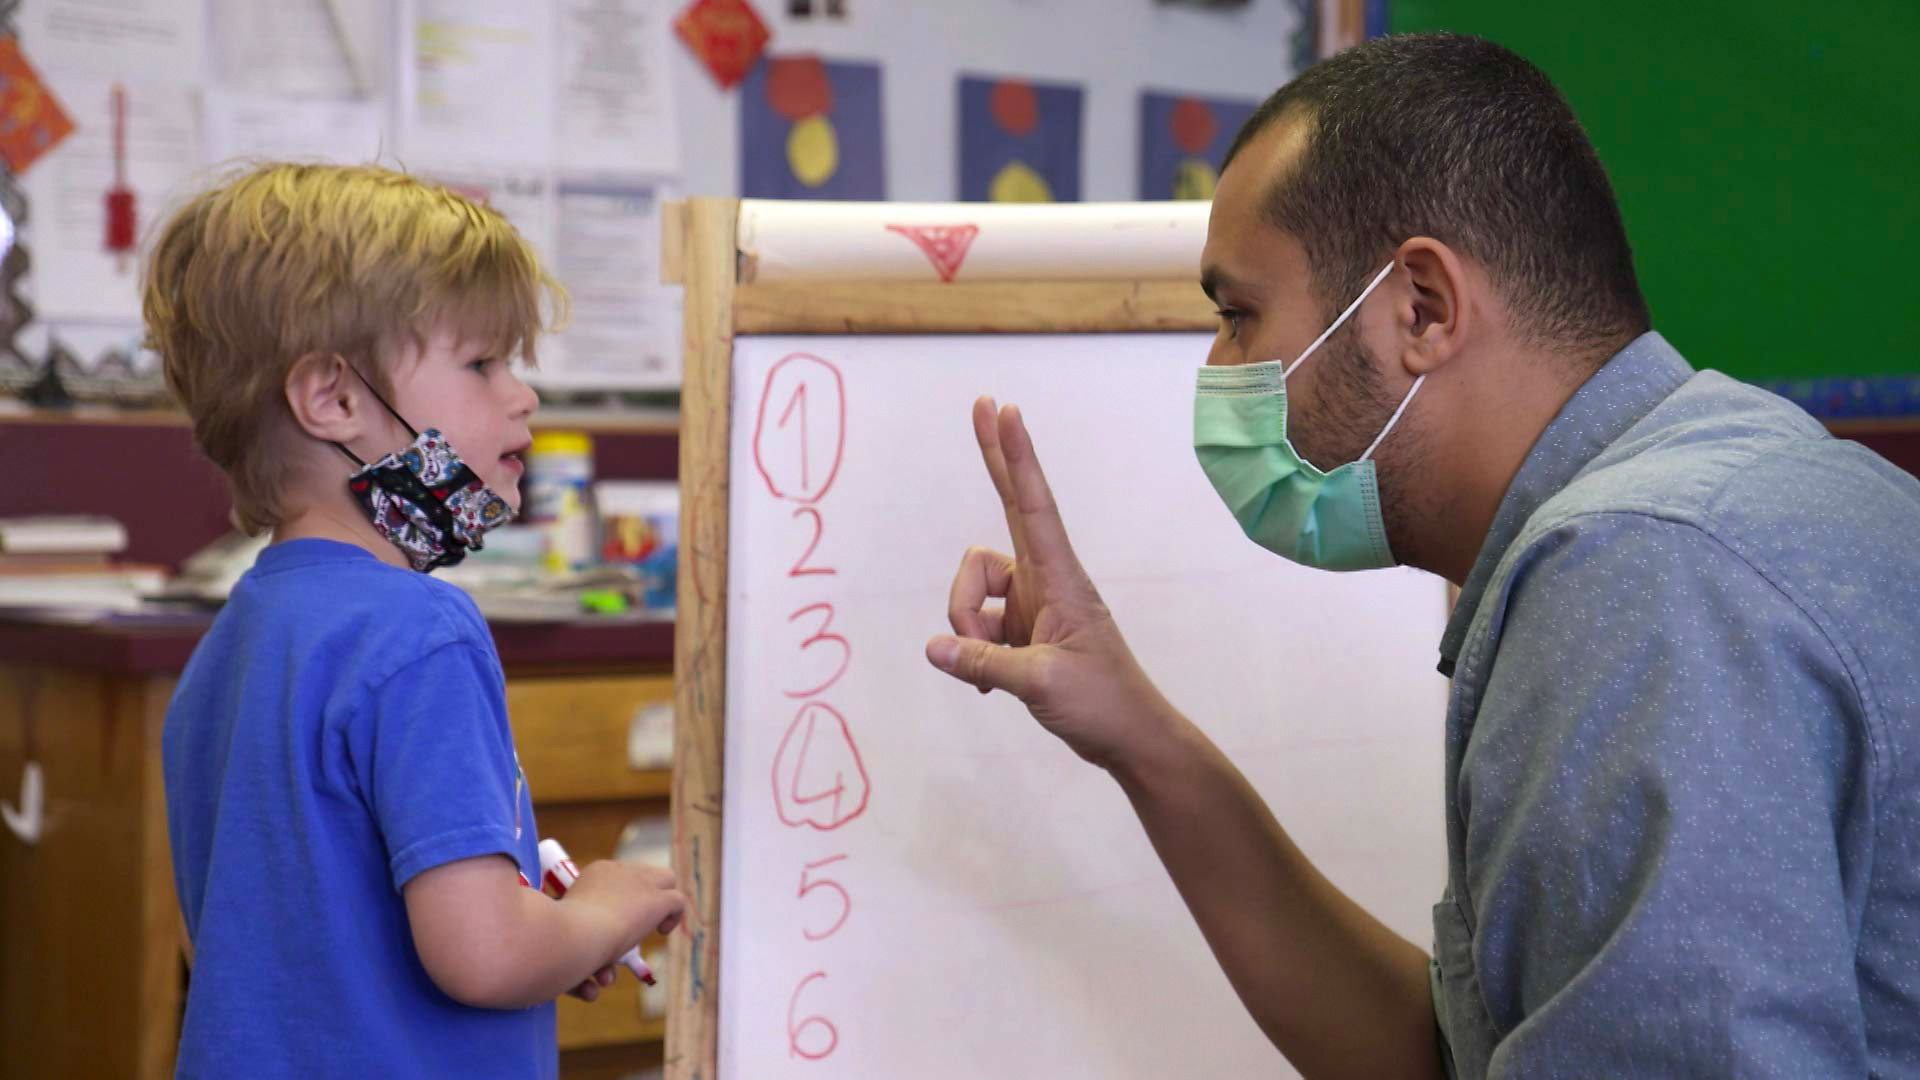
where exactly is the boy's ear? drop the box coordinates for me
[284,352,367,445]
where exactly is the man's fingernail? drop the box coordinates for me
[929,637,959,670]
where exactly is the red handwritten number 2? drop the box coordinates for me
[789,508,835,577]
[780,381,810,491]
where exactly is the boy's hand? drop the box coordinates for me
[567,858,687,948]
[567,964,618,1002]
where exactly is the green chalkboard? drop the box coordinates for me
[1386,1,1919,416]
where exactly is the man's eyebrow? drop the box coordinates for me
[1200,267,1226,303]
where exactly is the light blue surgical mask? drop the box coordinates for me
[1193,262,1422,572]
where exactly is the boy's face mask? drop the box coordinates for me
[335,367,512,573]
[1192,261,1421,572]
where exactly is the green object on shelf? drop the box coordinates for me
[579,589,628,615]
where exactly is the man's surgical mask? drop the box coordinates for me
[1192,262,1421,572]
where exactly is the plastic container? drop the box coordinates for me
[595,481,678,564]
[597,480,678,611]
[522,431,597,574]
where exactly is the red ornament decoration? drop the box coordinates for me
[675,0,773,89]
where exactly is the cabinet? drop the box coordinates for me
[0,617,675,1080]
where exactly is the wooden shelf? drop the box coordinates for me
[0,400,683,435]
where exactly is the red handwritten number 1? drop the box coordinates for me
[780,381,810,492]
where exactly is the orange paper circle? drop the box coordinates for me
[1170,98,1216,155]
[767,56,833,122]
[990,80,1039,137]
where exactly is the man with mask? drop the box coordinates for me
[925,33,1920,1078]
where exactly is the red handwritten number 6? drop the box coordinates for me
[787,972,839,1060]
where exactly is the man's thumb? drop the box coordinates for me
[926,634,1024,696]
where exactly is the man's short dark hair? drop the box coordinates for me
[1224,32,1651,357]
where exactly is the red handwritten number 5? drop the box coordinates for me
[787,972,839,1060]
[798,855,852,941]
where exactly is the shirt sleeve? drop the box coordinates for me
[356,640,524,891]
[1458,512,1872,1077]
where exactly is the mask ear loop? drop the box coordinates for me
[332,358,420,466]
[1359,374,1425,463]
[1283,261,1397,380]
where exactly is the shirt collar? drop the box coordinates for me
[1436,331,1694,677]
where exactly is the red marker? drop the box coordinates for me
[537,838,656,986]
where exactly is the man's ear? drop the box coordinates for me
[1393,237,1474,378]
[284,352,369,446]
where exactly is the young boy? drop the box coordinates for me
[144,163,685,1078]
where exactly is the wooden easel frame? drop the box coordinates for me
[661,196,1213,1080]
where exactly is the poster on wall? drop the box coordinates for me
[740,55,884,200]
[1138,91,1256,201]
[958,75,1081,203]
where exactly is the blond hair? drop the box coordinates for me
[142,162,566,533]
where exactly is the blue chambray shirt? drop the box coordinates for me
[1430,332,1920,1077]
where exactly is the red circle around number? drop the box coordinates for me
[751,353,847,505]
[771,701,871,831]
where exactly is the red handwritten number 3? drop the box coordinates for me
[787,972,839,1060]
[785,603,851,699]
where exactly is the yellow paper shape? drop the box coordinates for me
[989,160,1054,203]
[787,114,840,188]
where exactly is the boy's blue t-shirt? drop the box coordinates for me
[164,539,555,1078]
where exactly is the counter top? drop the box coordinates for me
[0,613,674,675]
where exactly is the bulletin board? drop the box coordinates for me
[1,0,688,398]
[0,0,1327,402]
[1390,0,1920,420]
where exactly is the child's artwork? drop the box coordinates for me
[958,75,1081,203]
[0,37,74,174]
[741,55,885,200]
[1139,92,1257,201]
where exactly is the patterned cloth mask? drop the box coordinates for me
[335,369,512,572]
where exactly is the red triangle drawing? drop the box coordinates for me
[884,224,980,283]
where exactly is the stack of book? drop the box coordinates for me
[0,516,167,615]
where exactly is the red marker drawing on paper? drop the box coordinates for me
[103,83,135,268]
[884,223,979,283]
[537,838,657,985]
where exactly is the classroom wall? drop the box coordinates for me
[1391,0,1920,406]
[667,0,1309,201]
